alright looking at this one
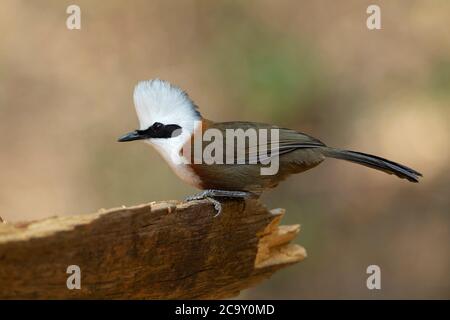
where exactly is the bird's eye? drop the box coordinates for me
[153,122,163,130]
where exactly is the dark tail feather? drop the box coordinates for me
[322,148,422,183]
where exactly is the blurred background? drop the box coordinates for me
[0,0,448,299]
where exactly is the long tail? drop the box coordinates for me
[322,148,422,183]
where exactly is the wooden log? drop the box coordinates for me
[0,199,306,299]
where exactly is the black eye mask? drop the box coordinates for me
[118,122,182,142]
[137,122,182,139]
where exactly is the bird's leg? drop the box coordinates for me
[186,189,253,201]
[185,189,255,217]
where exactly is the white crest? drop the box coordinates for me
[133,79,201,133]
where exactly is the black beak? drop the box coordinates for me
[117,130,147,142]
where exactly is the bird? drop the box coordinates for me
[118,79,422,215]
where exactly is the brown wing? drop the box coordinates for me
[188,121,326,193]
[212,121,325,163]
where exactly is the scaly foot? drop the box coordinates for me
[185,189,255,217]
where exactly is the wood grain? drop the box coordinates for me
[0,199,305,299]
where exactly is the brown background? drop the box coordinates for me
[0,0,448,299]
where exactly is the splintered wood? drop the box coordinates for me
[0,199,306,299]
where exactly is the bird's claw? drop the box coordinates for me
[184,194,222,217]
[185,189,253,217]
[206,197,222,217]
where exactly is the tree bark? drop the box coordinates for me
[0,199,306,299]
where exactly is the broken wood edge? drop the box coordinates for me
[0,199,306,299]
[0,201,307,269]
[0,201,169,243]
[255,208,306,269]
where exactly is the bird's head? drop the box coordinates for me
[118,79,202,148]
